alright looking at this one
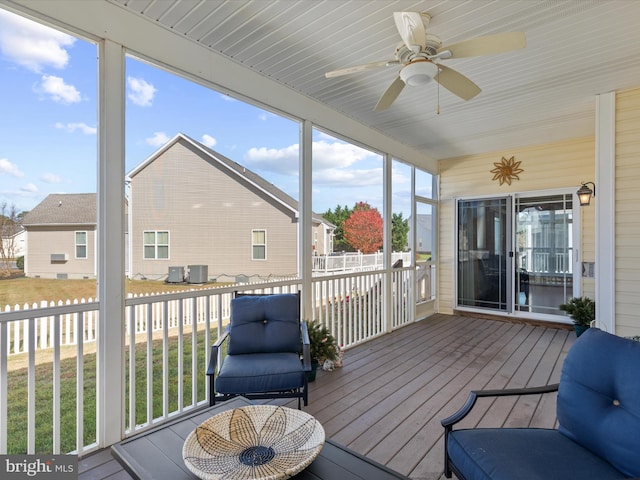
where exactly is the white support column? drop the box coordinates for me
[383,154,393,332]
[97,39,126,447]
[595,92,615,334]
[299,120,313,319]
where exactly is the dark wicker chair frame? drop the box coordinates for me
[206,291,311,409]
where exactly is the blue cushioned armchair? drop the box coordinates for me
[206,292,311,408]
[441,328,640,480]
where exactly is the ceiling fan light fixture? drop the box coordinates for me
[400,60,438,86]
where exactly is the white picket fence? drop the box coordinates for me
[1,291,233,356]
[0,265,427,357]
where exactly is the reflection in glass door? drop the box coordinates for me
[457,198,510,311]
[515,194,574,315]
[457,193,576,317]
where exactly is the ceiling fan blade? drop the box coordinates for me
[434,64,481,100]
[437,31,526,58]
[393,11,426,52]
[374,76,405,111]
[325,60,398,78]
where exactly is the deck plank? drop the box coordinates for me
[78,314,575,480]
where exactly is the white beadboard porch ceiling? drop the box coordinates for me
[109,0,640,161]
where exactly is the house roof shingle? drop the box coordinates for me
[22,193,96,226]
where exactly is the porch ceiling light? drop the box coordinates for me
[577,182,595,206]
[400,60,438,87]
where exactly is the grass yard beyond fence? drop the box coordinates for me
[6,328,216,454]
[0,276,220,307]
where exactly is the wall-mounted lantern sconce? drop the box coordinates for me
[577,181,596,206]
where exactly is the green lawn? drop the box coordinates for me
[0,275,222,307]
[6,328,216,454]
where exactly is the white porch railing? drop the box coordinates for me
[312,251,412,273]
[0,267,422,455]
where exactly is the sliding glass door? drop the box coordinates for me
[514,194,575,315]
[457,192,577,318]
[458,197,510,311]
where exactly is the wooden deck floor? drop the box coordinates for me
[78,313,575,480]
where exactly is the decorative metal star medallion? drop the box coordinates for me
[490,156,523,185]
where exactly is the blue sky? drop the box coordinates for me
[0,8,417,217]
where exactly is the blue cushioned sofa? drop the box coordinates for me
[441,328,640,480]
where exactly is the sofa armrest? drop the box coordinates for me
[300,321,311,372]
[441,383,560,429]
[206,327,230,376]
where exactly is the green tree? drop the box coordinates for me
[343,202,383,254]
[322,204,353,251]
[391,212,410,252]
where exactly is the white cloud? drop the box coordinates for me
[313,167,383,187]
[36,75,81,104]
[201,134,217,148]
[146,132,170,147]
[243,139,379,177]
[21,183,38,193]
[54,122,97,135]
[311,140,377,169]
[0,158,25,178]
[128,76,157,107]
[0,9,75,73]
[40,172,63,183]
[244,144,299,175]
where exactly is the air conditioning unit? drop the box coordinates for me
[188,265,208,284]
[167,266,184,283]
[50,253,67,262]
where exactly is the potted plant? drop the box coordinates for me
[559,296,595,337]
[306,321,339,381]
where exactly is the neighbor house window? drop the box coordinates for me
[75,231,87,259]
[252,229,266,260]
[144,231,169,259]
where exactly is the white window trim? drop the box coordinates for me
[75,231,88,259]
[251,229,267,261]
[143,230,170,260]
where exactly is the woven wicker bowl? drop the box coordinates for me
[183,405,325,480]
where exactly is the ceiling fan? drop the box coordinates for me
[324,12,526,111]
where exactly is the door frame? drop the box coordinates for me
[454,188,581,323]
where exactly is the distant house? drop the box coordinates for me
[127,133,334,282]
[21,135,334,282]
[0,224,25,263]
[22,193,96,279]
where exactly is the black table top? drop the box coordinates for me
[111,397,410,480]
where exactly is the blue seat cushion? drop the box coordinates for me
[216,352,305,394]
[557,328,640,477]
[228,294,300,355]
[448,428,626,480]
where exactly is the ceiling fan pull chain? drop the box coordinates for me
[437,72,441,115]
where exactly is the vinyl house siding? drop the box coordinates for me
[25,227,96,279]
[438,136,596,315]
[615,87,640,336]
[128,136,298,281]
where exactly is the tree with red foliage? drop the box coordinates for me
[343,202,383,253]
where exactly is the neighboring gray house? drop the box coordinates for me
[127,133,334,282]
[21,135,334,282]
[22,193,97,279]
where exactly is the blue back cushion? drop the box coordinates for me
[228,294,300,355]
[557,328,640,477]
